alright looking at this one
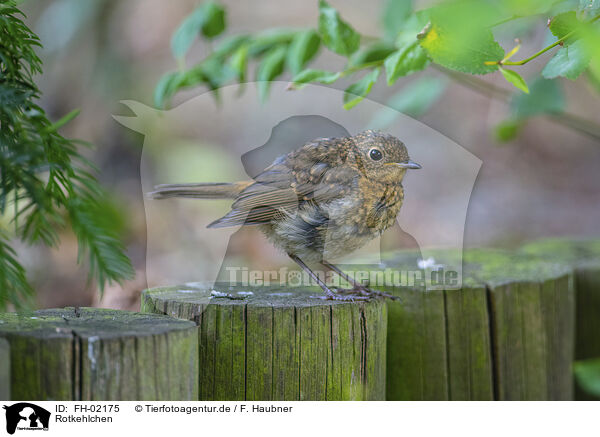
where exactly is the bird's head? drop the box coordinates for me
[349,130,421,183]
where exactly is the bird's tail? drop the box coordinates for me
[146,181,252,200]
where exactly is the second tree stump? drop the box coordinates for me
[142,285,387,401]
[0,307,198,401]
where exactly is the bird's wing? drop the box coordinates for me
[208,140,358,228]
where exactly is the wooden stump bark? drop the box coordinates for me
[362,248,575,400]
[520,239,600,399]
[0,338,9,400]
[0,307,198,401]
[520,239,600,361]
[141,285,387,401]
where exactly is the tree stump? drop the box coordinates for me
[141,285,387,401]
[358,248,574,400]
[520,239,600,399]
[0,338,9,400]
[0,307,198,401]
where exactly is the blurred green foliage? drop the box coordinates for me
[0,2,134,310]
[574,357,600,398]
[156,0,600,143]
[171,0,226,59]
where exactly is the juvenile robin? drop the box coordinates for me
[148,130,421,300]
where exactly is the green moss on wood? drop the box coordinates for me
[0,307,198,401]
[444,286,494,400]
[520,238,600,399]
[521,238,600,361]
[520,238,600,267]
[385,289,448,400]
[378,247,574,400]
[142,284,387,401]
[142,240,580,402]
[0,338,10,400]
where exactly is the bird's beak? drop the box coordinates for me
[388,160,422,169]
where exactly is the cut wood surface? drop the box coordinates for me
[0,307,198,401]
[141,285,387,401]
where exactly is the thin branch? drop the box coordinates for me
[502,14,600,66]
[502,38,565,66]
[432,65,600,141]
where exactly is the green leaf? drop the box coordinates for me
[580,18,600,83]
[574,358,600,398]
[290,69,341,88]
[230,44,249,82]
[419,8,504,74]
[286,29,321,75]
[382,0,413,42]
[256,46,287,102]
[499,67,529,93]
[154,71,186,108]
[498,0,554,16]
[348,42,396,68]
[43,108,80,133]
[213,34,249,58]
[494,119,523,142]
[343,68,380,110]
[199,56,237,90]
[579,0,600,18]
[154,63,227,108]
[318,0,361,56]
[170,1,226,59]
[170,9,202,58]
[542,40,591,80]
[548,11,581,43]
[395,11,430,46]
[200,1,226,38]
[247,29,297,56]
[384,41,429,85]
[510,78,565,119]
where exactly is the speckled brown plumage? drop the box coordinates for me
[148,130,421,300]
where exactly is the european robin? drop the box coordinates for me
[148,130,421,300]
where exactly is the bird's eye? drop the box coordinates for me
[369,148,383,161]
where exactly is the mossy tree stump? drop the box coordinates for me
[0,338,9,400]
[0,307,198,401]
[520,239,600,362]
[520,239,600,399]
[355,248,574,400]
[141,285,387,401]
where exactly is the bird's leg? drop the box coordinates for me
[321,260,400,301]
[288,254,370,301]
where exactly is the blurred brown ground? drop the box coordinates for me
[18,0,600,311]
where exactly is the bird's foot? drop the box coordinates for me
[333,285,400,301]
